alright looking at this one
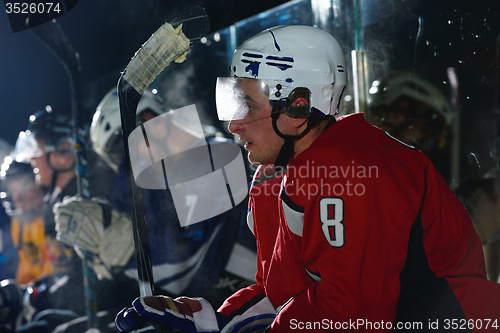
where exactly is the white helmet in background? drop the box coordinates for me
[368,71,454,151]
[90,88,168,173]
[216,25,347,121]
[369,71,453,125]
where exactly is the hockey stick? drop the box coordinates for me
[117,6,209,297]
[29,20,99,329]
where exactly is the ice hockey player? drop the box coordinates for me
[54,88,256,310]
[114,24,500,332]
[10,107,89,314]
[10,106,137,333]
[0,158,52,284]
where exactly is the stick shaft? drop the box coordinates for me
[117,7,209,297]
[118,78,155,296]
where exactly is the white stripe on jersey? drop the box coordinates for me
[281,199,304,237]
[247,206,255,235]
[305,266,321,282]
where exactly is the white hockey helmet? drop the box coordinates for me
[216,25,347,121]
[369,72,453,126]
[368,71,454,151]
[90,88,168,172]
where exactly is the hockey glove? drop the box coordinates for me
[116,295,276,333]
[54,196,105,252]
[115,296,219,333]
[54,196,135,279]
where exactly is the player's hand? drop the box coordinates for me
[115,306,184,333]
[115,296,219,333]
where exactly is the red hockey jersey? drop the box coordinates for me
[219,113,500,332]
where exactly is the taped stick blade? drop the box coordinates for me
[122,6,209,95]
[123,22,189,95]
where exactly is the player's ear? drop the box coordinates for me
[291,97,308,107]
[290,97,309,129]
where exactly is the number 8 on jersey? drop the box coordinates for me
[320,198,344,247]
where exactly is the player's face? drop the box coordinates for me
[227,79,284,165]
[48,141,75,171]
[8,177,43,212]
[30,139,75,186]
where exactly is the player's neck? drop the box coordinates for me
[55,170,76,192]
[289,118,329,165]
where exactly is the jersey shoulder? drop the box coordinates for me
[300,113,430,175]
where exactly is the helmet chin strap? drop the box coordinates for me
[271,105,321,170]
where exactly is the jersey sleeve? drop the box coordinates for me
[217,283,267,317]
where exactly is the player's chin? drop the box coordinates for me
[248,151,274,166]
[247,151,262,165]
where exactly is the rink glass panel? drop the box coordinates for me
[189,0,500,281]
[132,0,500,289]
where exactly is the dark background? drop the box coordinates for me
[0,0,291,148]
[1,0,500,184]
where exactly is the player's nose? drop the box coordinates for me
[228,119,245,134]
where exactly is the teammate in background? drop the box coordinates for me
[54,88,256,310]
[367,71,454,183]
[0,158,52,333]
[0,158,52,284]
[11,106,137,333]
[11,107,88,318]
[115,25,500,333]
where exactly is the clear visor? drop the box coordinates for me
[216,77,272,121]
[11,131,43,162]
[10,131,75,162]
[49,137,75,155]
